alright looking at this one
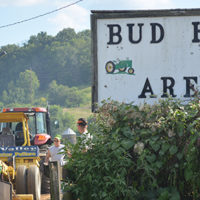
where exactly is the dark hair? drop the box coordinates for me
[77,118,88,127]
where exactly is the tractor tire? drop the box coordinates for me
[39,156,50,194]
[41,174,50,194]
[128,68,134,74]
[16,165,27,194]
[27,165,41,200]
[105,61,115,73]
[119,67,127,72]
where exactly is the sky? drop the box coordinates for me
[0,0,200,47]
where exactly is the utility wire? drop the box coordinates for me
[0,0,83,29]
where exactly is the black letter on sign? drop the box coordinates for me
[127,23,144,44]
[192,22,200,43]
[107,24,122,45]
[150,23,164,43]
[183,77,198,97]
[161,77,177,98]
[138,78,155,98]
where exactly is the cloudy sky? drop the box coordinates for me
[0,0,200,47]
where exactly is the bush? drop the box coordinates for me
[64,99,200,200]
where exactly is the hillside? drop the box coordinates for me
[63,106,92,129]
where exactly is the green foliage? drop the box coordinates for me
[48,105,75,137]
[2,81,25,104]
[55,28,76,42]
[33,97,48,107]
[48,81,90,107]
[2,70,39,104]
[0,28,91,100]
[17,69,40,103]
[79,87,91,107]
[64,99,200,200]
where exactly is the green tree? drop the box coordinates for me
[55,28,76,43]
[2,70,40,105]
[2,81,25,104]
[47,80,69,106]
[47,81,90,107]
[0,28,91,105]
[27,31,53,46]
[2,90,8,103]
[65,87,84,107]
[16,70,40,104]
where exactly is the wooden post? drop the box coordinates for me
[49,161,61,200]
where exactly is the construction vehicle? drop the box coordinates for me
[2,107,52,150]
[1,107,54,193]
[0,112,41,200]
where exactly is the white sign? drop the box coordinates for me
[91,9,200,110]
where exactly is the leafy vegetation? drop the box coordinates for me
[0,28,91,109]
[64,99,200,200]
[2,70,39,104]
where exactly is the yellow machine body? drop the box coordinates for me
[0,112,41,200]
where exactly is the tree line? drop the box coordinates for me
[0,28,91,108]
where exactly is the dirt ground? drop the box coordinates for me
[41,193,64,200]
[41,194,50,200]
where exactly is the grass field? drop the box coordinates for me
[64,106,92,120]
[64,106,93,129]
[64,87,93,121]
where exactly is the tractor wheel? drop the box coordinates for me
[41,174,50,194]
[27,165,41,200]
[105,61,115,73]
[39,155,50,194]
[119,67,127,72]
[16,165,27,194]
[128,68,134,74]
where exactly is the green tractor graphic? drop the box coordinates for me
[105,59,135,74]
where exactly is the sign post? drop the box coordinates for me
[49,161,61,200]
[91,9,200,110]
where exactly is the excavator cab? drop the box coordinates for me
[0,112,31,147]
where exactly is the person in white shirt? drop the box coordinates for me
[45,134,65,166]
[77,118,92,151]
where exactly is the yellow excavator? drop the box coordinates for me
[0,112,41,200]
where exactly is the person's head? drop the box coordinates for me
[16,122,23,131]
[77,118,88,134]
[53,134,61,147]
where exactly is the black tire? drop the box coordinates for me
[27,165,41,200]
[105,61,115,73]
[39,156,50,194]
[16,165,27,194]
[119,67,127,72]
[128,68,134,74]
[41,174,50,194]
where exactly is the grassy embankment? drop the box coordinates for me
[64,87,93,128]
[64,105,93,130]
